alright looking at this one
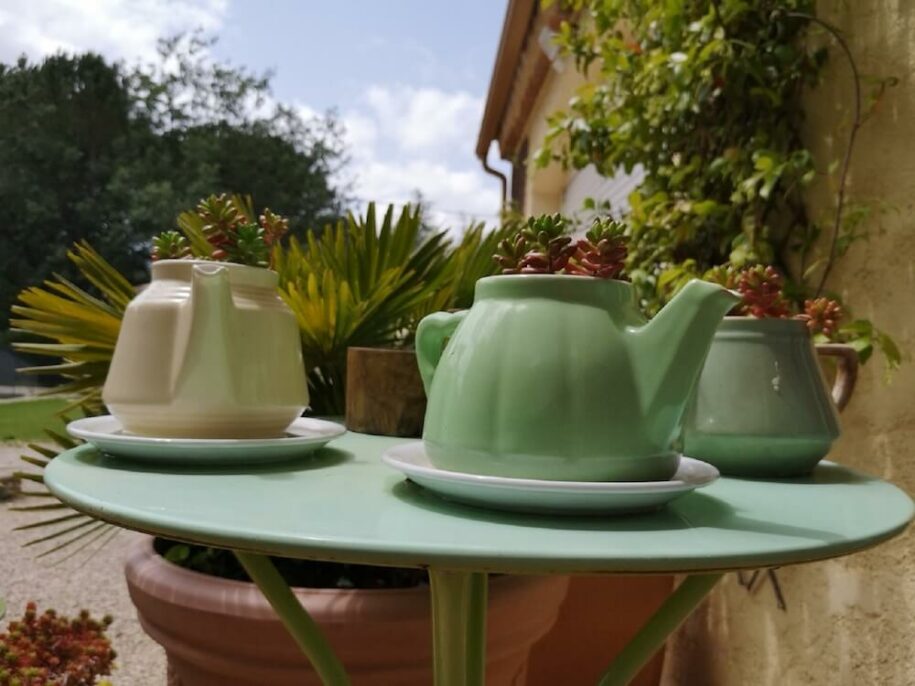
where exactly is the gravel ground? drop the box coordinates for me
[1,443,166,684]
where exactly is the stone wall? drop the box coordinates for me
[662,2,915,683]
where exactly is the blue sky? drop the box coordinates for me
[0,0,509,228]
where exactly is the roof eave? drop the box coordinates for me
[475,0,538,161]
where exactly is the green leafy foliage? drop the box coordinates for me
[541,0,822,290]
[10,243,133,411]
[540,0,899,369]
[426,221,518,311]
[157,539,425,589]
[0,397,83,442]
[275,203,457,414]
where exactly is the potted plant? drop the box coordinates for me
[10,199,570,685]
[107,195,307,440]
[417,213,727,684]
[682,265,859,477]
[0,601,116,685]
[417,213,736,482]
[340,219,513,438]
[125,538,567,685]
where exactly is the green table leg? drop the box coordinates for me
[235,551,350,686]
[598,573,723,686]
[429,569,488,686]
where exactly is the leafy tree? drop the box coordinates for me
[0,53,141,336]
[0,35,345,336]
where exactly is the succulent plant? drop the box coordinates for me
[494,233,531,274]
[222,222,270,266]
[568,218,628,279]
[152,194,289,268]
[151,230,191,261]
[0,602,116,686]
[799,297,844,337]
[494,214,629,280]
[736,265,792,319]
[705,264,844,337]
[259,209,290,246]
[496,214,576,274]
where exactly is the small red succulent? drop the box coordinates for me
[736,265,792,318]
[152,194,290,268]
[495,215,628,280]
[0,602,116,685]
[798,297,843,337]
[567,219,628,279]
[705,265,844,337]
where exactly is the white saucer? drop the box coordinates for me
[381,442,719,515]
[67,416,346,465]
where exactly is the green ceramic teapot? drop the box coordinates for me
[416,275,740,482]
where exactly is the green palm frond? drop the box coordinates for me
[10,242,132,412]
[8,241,130,558]
[12,411,117,561]
[413,221,513,321]
[274,203,453,413]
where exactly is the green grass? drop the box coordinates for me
[0,396,82,442]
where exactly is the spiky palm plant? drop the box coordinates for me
[411,220,518,321]
[11,242,133,413]
[274,203,453,414]
[9,242,132,557]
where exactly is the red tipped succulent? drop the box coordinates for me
[568,219,628,279]
[494,214,629,280]
[705,265,844,338]
[798,297,843,337]
[0,602,116,686]
[152,194,290,268]
[736,265,792,318]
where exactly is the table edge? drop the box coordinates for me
[44,458,913,575]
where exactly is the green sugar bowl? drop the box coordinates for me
[682,317,858,477]
[415,275,739,482]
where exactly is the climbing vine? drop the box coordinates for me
[539,0,899,368]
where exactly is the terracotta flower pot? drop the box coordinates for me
[124,537,569,685]
[527,576,674,686]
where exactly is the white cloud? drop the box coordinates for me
[0,3,501,231]
[365,85,482,154]
[339,84,500,231]
[0,0,227,64]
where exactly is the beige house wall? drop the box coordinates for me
[522,63,586,214]
[515,2,915,683]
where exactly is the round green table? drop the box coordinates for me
[45,431,913,686]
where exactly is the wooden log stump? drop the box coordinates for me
[345,347,426,438]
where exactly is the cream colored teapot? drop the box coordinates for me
[103,260,308,438]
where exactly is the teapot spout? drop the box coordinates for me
[630,279,740,430]
[172,263,237,402]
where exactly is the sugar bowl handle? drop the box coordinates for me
[415,310,467,395]
[816,343,859,412]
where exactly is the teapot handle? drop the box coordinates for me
[415,311,467,394]
[815,343,859,412]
